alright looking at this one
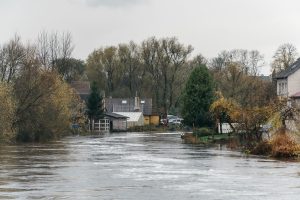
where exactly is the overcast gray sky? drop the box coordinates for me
[1,0,300,74]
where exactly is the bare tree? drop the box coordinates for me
[141,37,161,113]
[0,35,25,83]
[118,41,142,97]
[155,37,193,116]
[36,31,74,70]
[271,43,298,73]
[210,49,264,76]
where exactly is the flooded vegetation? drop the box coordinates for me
[0,132,300,199]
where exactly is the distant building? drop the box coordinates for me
[276,58,300,106]
[105,112,128,131]
[113,112,144,128]
[70,81,159,130]
[70,81,90,102]
[104,96,159,126]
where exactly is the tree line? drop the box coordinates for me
[0,31,298,142]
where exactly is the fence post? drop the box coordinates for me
[92,119,94,131]
[99,119,101,132]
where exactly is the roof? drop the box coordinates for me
[113,112,143,122]
[276,58,300,79]
[105,112,128,119]
[70,81,90,94]
[290,91,300,98]
[104,98,153,115]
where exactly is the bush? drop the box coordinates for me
[251,140,272,155]
[270,130,300,158]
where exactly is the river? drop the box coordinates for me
[0,132,300,199]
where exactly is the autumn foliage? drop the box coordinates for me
[0,35,86,142]
[210,93,274,144]
[270,128,300,158]
[0,83,16,141]
[13,67,86,142]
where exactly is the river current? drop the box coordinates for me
[0,132,300,199]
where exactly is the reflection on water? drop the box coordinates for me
[0,132,300,199]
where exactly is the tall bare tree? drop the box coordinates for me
[158,37,193,115]
[36,31,74,71]
[271,43,298,74]
[141,37,161,112]
[118,41,142,97]
[0,35,25,83]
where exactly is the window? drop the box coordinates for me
[122,100,127,104]
[284,82,287,94]
[278,83,282,95]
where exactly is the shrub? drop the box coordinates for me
[270,128,300,158]
[251,140,272,155]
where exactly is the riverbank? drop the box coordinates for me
[180,130,300,160]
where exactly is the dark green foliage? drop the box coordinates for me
[87,82,104,120]
[56,58,85,82]
[181,65,214,127]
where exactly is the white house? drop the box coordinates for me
[276,59,300,106]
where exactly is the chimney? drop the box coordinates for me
[134,91,140,111]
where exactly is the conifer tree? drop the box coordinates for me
[181,64,214,127]
[87,82,104,121]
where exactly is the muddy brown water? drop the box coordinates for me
[0,132,300,199]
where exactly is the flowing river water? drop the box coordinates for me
[0,132,300,199]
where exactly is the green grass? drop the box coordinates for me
[197,133,233,143]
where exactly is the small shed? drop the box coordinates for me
[105,113,128,131]
[114,112,144,128]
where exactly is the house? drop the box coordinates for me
[70,81,159,130]
[104,96,159,126]
[276,58,300,98]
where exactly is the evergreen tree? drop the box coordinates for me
[181,64,215,127]
[87,82,104,121]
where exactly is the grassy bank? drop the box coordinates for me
[181,127,300,160]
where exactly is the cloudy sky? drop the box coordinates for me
[1,0,300,74]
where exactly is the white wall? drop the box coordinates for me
[288,69,300,96]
